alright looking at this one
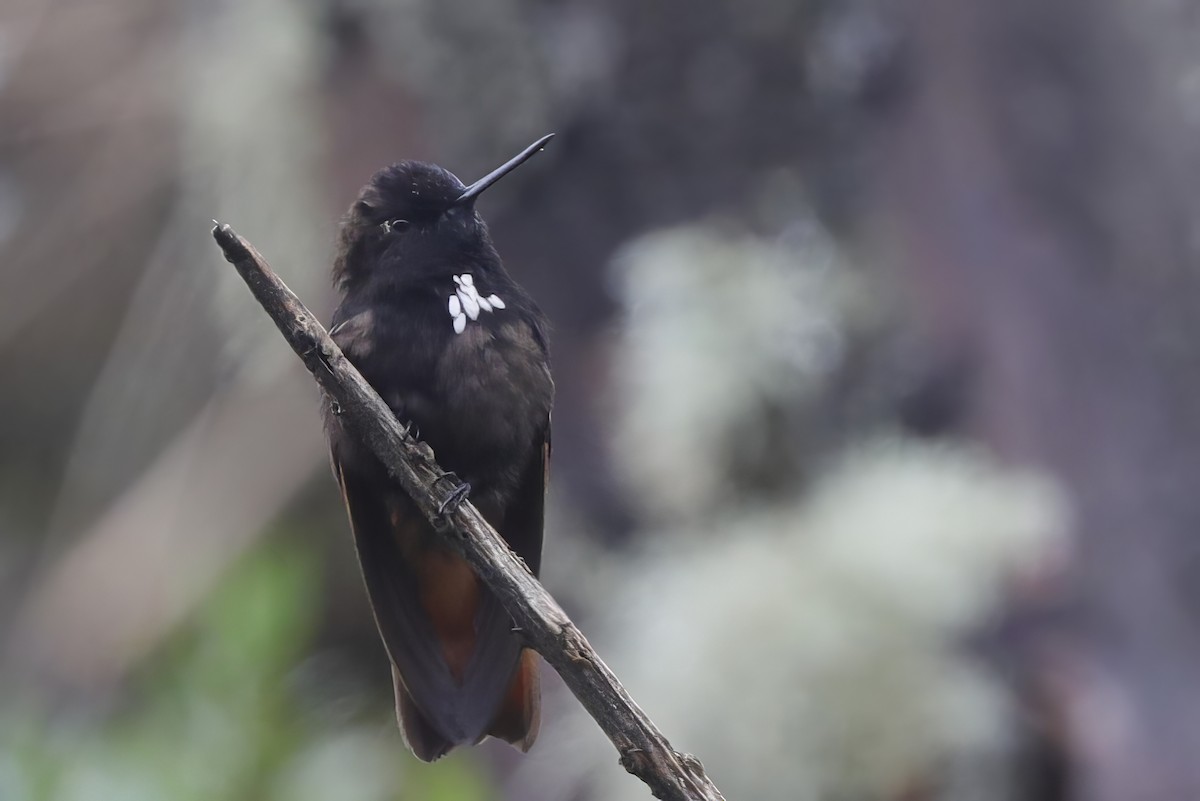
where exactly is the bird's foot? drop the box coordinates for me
[403,420,421,440]
[437,480,471,519]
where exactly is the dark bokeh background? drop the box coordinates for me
[3,1,1200,800]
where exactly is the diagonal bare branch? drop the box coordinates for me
[210,222,726,801]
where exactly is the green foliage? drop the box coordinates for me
[0,544,493,801]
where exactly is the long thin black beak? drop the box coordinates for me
[454,133,555,206]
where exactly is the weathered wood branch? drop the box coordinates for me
[211,223,726,801]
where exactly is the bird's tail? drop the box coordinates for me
[484,648,541,750]
[394,649,541,761]
[393,664,454,762]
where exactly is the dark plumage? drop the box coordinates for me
[324,136,554,761]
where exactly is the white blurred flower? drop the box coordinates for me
[518,439,1070,801]
[609,225,863,521]
[271,730,400,801]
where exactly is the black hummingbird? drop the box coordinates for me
[323,135,555,761]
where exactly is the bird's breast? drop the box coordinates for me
[434,320,550,458]
[332,277,549,503]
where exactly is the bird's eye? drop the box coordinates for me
[381,219,410,234]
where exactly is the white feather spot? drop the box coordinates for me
[447,275,505,331]
[459,289,481,320]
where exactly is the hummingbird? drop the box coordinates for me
[324,135,554,761]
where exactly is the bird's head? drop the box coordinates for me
[334,134,554,289]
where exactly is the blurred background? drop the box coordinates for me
[3,0,1200,799]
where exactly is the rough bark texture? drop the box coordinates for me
[211,223,726,801]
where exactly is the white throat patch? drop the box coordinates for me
[448,273,506,334]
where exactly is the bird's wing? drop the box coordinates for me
[332,458,467,759]
[479,417,549,747]
[502,313,551,579]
